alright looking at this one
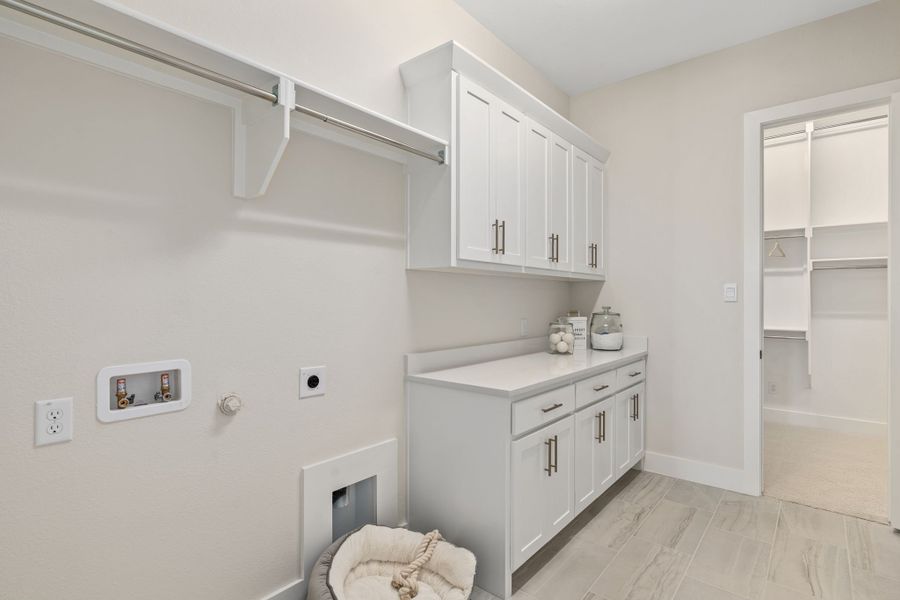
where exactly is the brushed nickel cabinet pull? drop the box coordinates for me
[492,219,499,254]
[548,234,555,262]
[631,394,637,420]
[628,371,642,377]
[555,234,560,263]
[500,220,506,255]
[602,410,606,441]
[544,434,558,476]
[542,402,564,413]
[593,383,609,392]
[635,394,639,420]
[595,412,602,442]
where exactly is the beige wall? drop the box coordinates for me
[0,2,571,598]
[570,0,900,469]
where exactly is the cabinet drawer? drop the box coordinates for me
[575,370,617,408]
[616,360,646,389]
[513,385,575,436]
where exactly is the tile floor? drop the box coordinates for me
[511,470,900,600]
[764,422,888,523]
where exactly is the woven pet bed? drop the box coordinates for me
[306,525,476,600]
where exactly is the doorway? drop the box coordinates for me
[762,106,889,522]
[742,79,900,529]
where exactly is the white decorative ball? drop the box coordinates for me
[563,333,575,345]
[556,341,569,353]
[549,333,562,345]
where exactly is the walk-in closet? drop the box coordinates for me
[762,105,890,522]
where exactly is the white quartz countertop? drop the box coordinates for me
[407,338,647,399]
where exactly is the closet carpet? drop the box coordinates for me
[763,422,888,524]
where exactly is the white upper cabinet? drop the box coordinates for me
[401,41,609,281]
[573,148,606,276]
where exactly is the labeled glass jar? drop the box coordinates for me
[548,319,575,354]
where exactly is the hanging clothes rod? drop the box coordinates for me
[813,264,887,271]
[764,335,806,340]
[0,0,446,165]
[764,114,888,141]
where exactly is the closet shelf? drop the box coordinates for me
[764,328,807,341]
[764,227,807,240]
[810,257,888,270]
[0,0,448,199]
[764,266,806,275]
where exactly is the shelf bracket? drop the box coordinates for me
[233,75,294,199]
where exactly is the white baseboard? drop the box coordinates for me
[260,579,304,600]
[643,451,754,495]
[763,406,887,436]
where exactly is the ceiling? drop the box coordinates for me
[452,0,878,95]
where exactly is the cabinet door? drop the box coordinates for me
[492,101,526,266]
[574,397,614,514]
[628,383,646,463]
[573,148,606,276]
[588,158,606,276]
[511,424,551,569]
[544,415,575,539]
[614,390,632,476]
[525,119,552,269]
[548,134,573,271]
[457,76,496,263]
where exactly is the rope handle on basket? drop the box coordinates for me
[391,529,442,600]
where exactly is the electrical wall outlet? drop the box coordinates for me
[300,366,326,399]
[35,397,73,446]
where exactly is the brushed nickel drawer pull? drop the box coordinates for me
[628,371,642,377]
[593,384,609,392]
[542,402,564,413]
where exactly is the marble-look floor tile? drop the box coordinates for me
[688,526,771,599]
[778,502,846,547]
[634,499,712,555]
[589,536,690,600]
[674,578,744,600]
[767,526,851,599]
[524,538,617,600]
[665,480,724,512]
[616,471,674,509]
[712,492,780,542]
[575,498,654,551]
[852,568,900,600]
[846,517,900,581]
[761,582,815,600]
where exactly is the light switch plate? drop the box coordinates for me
[723,283,738,303]
[35,397,73,446]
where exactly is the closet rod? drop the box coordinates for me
[0,0,446,165]
[764,114,888,141]
[764,335,806,341]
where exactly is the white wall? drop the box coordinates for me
[570,0,900,472]
[0,2,573,597]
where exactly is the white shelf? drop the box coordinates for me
[764,328,807,341]
[764,266,806,275]
[811,256,888,270]
[764,227,807,240]
[0,0,448,198]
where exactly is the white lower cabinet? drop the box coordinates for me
[511,415,574,569]
[407,353,647,599]
[574,396,615,513]
[615,382,646,476]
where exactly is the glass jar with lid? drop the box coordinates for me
[548,319,574,354]
[590,306,624,351]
